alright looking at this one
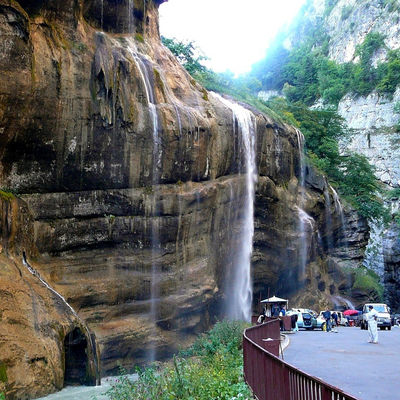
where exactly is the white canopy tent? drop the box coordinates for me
[260,296,288,317]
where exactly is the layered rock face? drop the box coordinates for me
[0,0,368,398]
[285,0,400,307]
[0,195,98,399]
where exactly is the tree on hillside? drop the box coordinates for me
[161,36,207,75]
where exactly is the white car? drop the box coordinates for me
[360,303,392,331]
[318,311,348,327]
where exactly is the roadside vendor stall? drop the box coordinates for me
[261,296,289,316]
[260,296,292,331]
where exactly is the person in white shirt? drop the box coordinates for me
[366,305,379,344]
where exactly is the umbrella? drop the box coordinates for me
[343,309,359,316]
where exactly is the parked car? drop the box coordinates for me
[287,309,325,330]
[360,303,392,330]
[318,311,349,327]
[334,311,348,326]
[391,313,400,326]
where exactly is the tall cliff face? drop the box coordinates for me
[0,1,367,398]
[269,0,400,307]
[315,0,400,307]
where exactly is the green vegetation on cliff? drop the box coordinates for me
[251,30,400,105]
[349,266,384,301]
[265,98,387,220]
[105,320,251,400]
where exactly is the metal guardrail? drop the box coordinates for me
[243,319,359,400]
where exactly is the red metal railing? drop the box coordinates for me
[243,319,359,400]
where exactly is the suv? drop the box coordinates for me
[360,303,392,331]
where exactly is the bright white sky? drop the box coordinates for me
[159,0,306,76]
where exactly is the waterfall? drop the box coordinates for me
[295,129,309,280]
[331,295,356,310]
[173,104,183,137]
[330,184,348,249]
[23,254,79,319]
[295,129,305,187]
[323,184,334,251]
[128,0,134,33]
[100,0,104,31]
[125,39,161,176]
[296,206,317,278]
[125,39,161,361]
[214,94,256,322]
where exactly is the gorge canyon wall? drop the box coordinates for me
[0,0,368,398]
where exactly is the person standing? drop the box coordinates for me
[322,310,332,332]
[332,311,338,333]
[366,305,379,343]
[272,304,280,317]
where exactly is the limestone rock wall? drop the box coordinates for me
[295,0,400,65]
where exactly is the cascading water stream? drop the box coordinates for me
[214,93,256,322]
[100,0,104,31]
[330,184,348,250]
[125,38,161,361]
[23,254,79,319]
[128,0,134,33]
[323,184,334,252]
[295,129,309,280]
[330,295,356,310]
[296,206,318,278]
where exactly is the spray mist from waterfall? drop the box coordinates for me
[214,94,256,322]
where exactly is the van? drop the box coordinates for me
[360,303,391,330]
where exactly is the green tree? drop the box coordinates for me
[161,36,207,75]
[376,50,400,95]
[339,153,387,220]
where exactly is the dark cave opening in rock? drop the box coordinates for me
[64,328,89,386]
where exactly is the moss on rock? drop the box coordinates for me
[0,364,7,383]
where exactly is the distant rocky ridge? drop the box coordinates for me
[0,1,368,398]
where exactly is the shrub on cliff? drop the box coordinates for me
[104,320,251,400]
[352,267,384,301]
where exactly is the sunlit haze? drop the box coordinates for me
[159,0,306,75]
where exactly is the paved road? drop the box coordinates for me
[283,325,400,400]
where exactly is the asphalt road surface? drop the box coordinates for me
[283,325,400,400]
